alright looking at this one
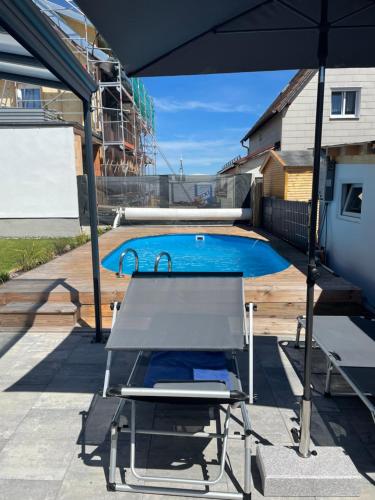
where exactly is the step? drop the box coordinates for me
[0,301,78,328]
[0,281,79,305]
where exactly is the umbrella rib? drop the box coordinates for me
[217,26,318,34]
[275,0,319,26]
[331,23,375,30]
[330,1,375,27]
[129,0,273,76]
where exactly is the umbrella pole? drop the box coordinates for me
[299,0,328,458]
[83,98,103,343]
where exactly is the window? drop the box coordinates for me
[331,89,360,118]
[341,183,363,218]
[20,87,42,109]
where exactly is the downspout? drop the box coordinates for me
[241,139,249,154]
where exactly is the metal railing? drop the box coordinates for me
[154,252,172,272]
[117,248,139,277]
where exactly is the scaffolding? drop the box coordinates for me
[18,0,157,176]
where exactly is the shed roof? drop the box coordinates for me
[261,149,313,172]
[276,150,314,167]
[241,69,316,142]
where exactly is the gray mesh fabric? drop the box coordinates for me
[106,273,245,351]
[313,316,375,395]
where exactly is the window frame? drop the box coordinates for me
[341,182,363,220]
[330,87,361,119]
[19,84,42,109]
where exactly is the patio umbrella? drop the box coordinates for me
[76,0,375,457]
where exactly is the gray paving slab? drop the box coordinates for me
[0,435,76,480]
[56,444,114,500]
[0,391,41,439]
[0,478,62,500]
[0,439,7,454]
[0,330,373,500]
[32,388,95,410]
[0,332,24,358]
[13,408,82,440]
[249,405,294,446]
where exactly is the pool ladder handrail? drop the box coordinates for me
[154,251,172,272]
[117,248,139,277]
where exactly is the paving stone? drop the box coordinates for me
[0,439,7,453]
[13,408,82,440]
[0,478,61,500]
[0,331,374,499]
[248,405,293,445]
[33,390,94,410]
[0,436,75,480]
[66,344,107,365]
[0,392,40,439]
[0,332,24,358]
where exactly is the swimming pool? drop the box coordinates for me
[101,234,290,278]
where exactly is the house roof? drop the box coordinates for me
[218,145,273,175]
[260,149,313,173]
[241,69,317,142]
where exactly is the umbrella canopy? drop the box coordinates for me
[74,0,374,459]
[76,0,375,76]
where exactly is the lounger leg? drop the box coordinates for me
[244,432,251,497]
[108,421,119,487]
[248,303,254,404]
[295,317,302,348]
[324,358,333,397]
[103,350,112,397]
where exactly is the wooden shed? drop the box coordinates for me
[260,150,313,201]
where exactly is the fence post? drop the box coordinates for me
[307,200,312,252]
[159,175,169,208]
[235,173,251,209]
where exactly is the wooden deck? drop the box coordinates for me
[0,226,364,333]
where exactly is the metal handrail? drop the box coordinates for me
[117,248,139,276]
[154,251,172,272]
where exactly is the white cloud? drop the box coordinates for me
[154,97,254,113]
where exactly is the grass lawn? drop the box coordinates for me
[0,235,90,282]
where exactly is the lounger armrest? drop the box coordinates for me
[107,385,247,403]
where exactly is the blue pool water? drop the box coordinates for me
[101,234,290,278]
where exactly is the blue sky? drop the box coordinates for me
[143,70,296,175]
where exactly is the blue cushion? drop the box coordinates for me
[144,351,231,389]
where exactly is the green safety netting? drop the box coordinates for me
[131,77,155,132]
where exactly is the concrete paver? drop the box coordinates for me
[0,328,373,499]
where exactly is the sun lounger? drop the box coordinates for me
[103,272,253,499]
[295,315,375,422]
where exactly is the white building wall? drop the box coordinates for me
[0,125,80,236]
[236,152,268,181]
[323,163,375,306]
[282,68,375,150]
[248,114,281,154]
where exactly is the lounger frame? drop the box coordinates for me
[103,300,254,499]
[295,315,375,423]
